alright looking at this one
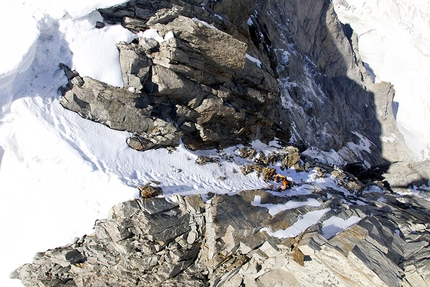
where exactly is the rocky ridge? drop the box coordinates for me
[10,0,430,286]
[58,0,411,166]
[11,147,430,286]
[60,0,283,151]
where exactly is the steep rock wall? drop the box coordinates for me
[59,0,411,164]
[250,0,411,164]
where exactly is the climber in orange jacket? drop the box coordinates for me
[273,174,291,191]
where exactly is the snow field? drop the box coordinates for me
[333,0,430,160]
[0,1,136,286]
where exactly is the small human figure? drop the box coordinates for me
[273,174,292,191]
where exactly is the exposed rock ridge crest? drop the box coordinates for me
[11,183,430,286]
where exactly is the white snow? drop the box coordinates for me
[246,53,263,68]
[141,28,164,43]
[321,215,362,239]
[261,208,330,238]
[138,29,175,45]
[60,11,137,87]
[333,0,430,160]
[251,195,321,216]
[350,131,374,154]
[164,31,175,41]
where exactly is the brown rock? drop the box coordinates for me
[138,183,163,198]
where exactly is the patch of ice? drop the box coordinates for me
[247,17,253,26]
[350,131,374,153]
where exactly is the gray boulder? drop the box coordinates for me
[60,64,182,150]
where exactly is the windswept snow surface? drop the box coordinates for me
[333,0,430,160]
[251,195,321,216]
[0,1,138,286]
[321,216,362,239]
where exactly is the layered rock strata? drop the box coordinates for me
[11,143,430,286]
[11,181,430,286]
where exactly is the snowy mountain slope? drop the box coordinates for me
[333,0,430,160]
[0,3,337,286]
[1,0,430,286]
[0,1,138,286]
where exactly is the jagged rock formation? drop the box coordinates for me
[10,143,430,286]
[61,0,283,151]
[11,164,430,286]
[14,0,429,286]
[58,0,411,165]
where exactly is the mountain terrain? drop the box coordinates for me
[334,0,430,161]
[5,0,430,286]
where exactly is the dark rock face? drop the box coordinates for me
[248,0,383,164]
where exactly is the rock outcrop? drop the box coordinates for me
[10,144,430,286]
[16,0,429,286]
[11,173,430,286]
[61,0,283,151]
[58,0,412,165]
